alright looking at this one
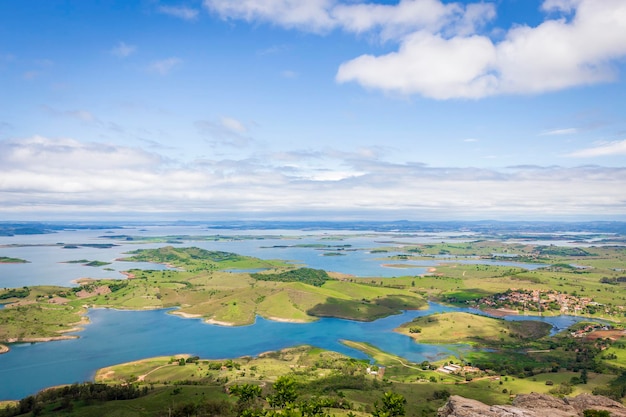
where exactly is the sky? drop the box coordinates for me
[1,0,625,221]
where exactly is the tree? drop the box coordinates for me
[581,368,589,384]
[267,376,298,409]
[229,383,263,415]
[372,392,406,417]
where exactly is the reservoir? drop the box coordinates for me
[0,226,577,400]
[0,227,547,287]
[0,302,593,400]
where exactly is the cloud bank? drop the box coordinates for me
[1,136,624,219]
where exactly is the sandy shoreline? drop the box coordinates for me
[20,335,78,342]
[171,311,202,319]
[381,263,417,269]
[266,316,310,323]
[0,344,9,354]
[204,318,235,326]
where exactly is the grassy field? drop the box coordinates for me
[6,342,613,417]
[395,312,552,346]
[0,247,429,339]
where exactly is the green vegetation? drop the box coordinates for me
[125,246,242,263]
[65,259,112,267]
[252,268,330,287]
[308,295,425,321]
[396,312,552,347]
[0,287,30,300]
[3,343,623,417]
[0,247,427,337]
[0,300,85,341]
[0,257,28,264]
[3,238,626,415]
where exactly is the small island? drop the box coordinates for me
[64,259,112,267]
[0,246,427,343]
[0,257,28,264]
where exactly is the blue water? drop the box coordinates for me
[0,302,598,400]
[1,228,548,287]
[0,227,593,400]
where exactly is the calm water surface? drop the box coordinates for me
[1,227,548,287]
[0,227,580,400]
[0,302,595,400]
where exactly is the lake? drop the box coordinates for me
[0,226,578,400]
[0,302,594,400]
[0,227,546,287]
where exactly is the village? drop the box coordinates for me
[472,288,624,317]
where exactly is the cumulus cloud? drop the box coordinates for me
[1,136,624,218]
[337,31,497,99]
[148,57,182,75]
[566,139,626,157]
[206,0,626,99]
[110,41,136,58]
[340,0,626,98]
[158,5,200,21]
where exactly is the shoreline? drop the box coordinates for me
[266,316,311,324]
[170,311,202,319]
[0,344,8,354]
[204,318,235,326]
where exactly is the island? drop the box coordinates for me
[2,237,626,416]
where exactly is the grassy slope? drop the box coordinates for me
[396,312,552,345]
[0,286,86,341]
[79,343,616,417]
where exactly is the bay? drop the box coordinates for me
[0,302,595,400]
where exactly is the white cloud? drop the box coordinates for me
[540,128,579,136]
[338,0,626,98]
[566,139,626,157]
[158,5,200,21]
[205,0,335,32]
[541,0,583,13]
[204,0,494,40]
[110,41,136,58]
[337,31,497,99]
[0,136,162,172]
[206,0,626,99]
[148,57,182,75]
[1,136,625,218]
[331,0,468,40]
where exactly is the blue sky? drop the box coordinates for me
[1,0,625,221]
